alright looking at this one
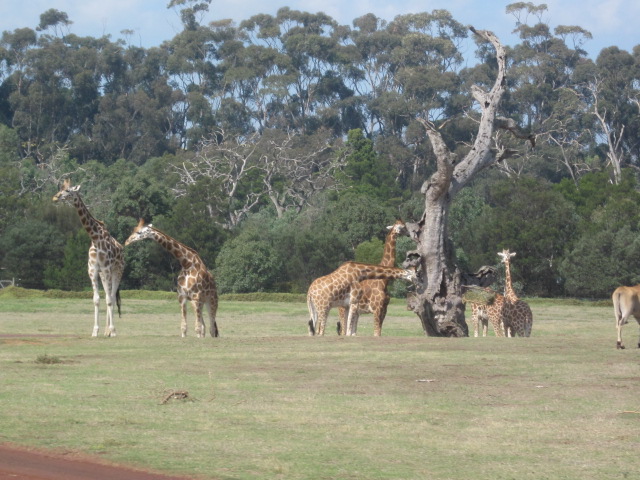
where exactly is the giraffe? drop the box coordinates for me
[125,219,218,338]
[307,261,417,336]
[498,249,533,337]
[52,179,124,337]
[337,220,407,336]
[468,289,506,337]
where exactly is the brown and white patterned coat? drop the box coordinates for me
[125,219,218,338]
[499,249,533,337]
[337,220,408,336]
[53,179,124,337]
[307,261,417,336]
[470,290,506,337]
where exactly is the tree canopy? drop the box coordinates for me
[0,2,639,308]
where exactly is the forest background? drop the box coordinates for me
[0,1,639,300]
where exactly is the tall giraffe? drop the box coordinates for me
[337,220,407,336]
[307,261,417,336]
[498,249,533,337]
[53,179,124,337]
[125,219,218,338]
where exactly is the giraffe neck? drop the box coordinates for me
[345,263,407,282]
[380,228,398,267]
[71,195,105,243]
[503,260,518,301]
[147,228,200,270]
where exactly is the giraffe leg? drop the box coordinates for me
[192,300,205,338]
[102,279,114,337]
[373,303,388,337]
[307,297,316,336]
[337,307,347,335]
[372,308,382,336]
[492,318,504,337]
[89,266,101,337]
[103,273,119,337]
[346,303,360,336]
[348,311,360,336]
[471,308,478,337]
[346,289,362,336]
[207,298,219,338]
[179,296,188,337]
[316,307,330,336]
[487,311,502,337]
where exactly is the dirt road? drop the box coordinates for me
[0,443,195,480]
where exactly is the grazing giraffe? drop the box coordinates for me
[337,219,408,336]
[125,219,218,338]
[53,179,124,337]
[498,249,533,337]
[469,289,506,337]
[307,261,417,336]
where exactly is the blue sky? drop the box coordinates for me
[1,0,638,60]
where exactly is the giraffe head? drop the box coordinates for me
[387,219,408,236]
[403,266,419,285]
[52,178,81,204]
[125,219,155,246]
[498,249,516,264]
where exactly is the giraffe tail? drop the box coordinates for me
[116,288,122,318]
[307,296,316,336]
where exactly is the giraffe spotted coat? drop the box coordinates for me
[337,219,408,336]
[125,219,219,338]
[498,249,533,337]
[307,261,417,336]
[53,179,124,337]
[469,289,506,337]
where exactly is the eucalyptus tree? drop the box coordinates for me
[239,8,352,134]
[164,0,231,147]
[2,11,101,163]
[4,27,75,163]
[343,11,468,188]
[92,43,177,164]
[495,2,594,181]
[576,47,640,184]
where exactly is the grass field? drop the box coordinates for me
[0,290,638,480]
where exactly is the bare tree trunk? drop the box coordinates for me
[404,27,534,336]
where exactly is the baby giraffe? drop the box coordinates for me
[125,219,219,338]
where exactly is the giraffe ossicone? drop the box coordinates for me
[307,261,418,337]
[53,178,124,337]
[125,219,219,338]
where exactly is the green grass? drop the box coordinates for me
[0,292,638,480]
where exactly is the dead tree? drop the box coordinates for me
[404,27,534,337]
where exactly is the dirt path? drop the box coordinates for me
[0,443,195,480]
